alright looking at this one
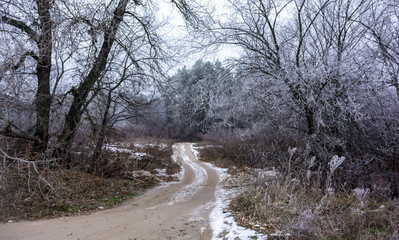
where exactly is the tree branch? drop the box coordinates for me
[1,15,38,42]
[0,130,39,142]
[12,51,39,70]
[0,118,39,142]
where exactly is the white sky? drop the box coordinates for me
[156,0,241,74]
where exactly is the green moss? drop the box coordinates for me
[106,196,123,205]
[366,225,391,237]
[199,156,215,162]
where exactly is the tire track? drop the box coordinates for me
[0,143,220,240]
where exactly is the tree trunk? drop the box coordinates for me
[305,106,316,135]
[88,90,112,174]
[33,0,53,154]
[54,0,130,165]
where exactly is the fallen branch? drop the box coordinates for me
[0,148,59,199]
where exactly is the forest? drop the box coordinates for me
[1,0,398,239]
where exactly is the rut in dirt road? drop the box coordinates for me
[0,143,220,240]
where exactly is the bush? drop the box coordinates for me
[198,135,399,239]
[230,176,399,239]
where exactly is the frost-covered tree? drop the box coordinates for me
[212,0,374,137]
[194,0,399,192]
[366,0,399,99]
[164,60,231,139]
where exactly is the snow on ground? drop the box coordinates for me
[104,142,168,159]
[154,168,167,176]
[107,141,168,149]
[254,168,279,178]
[208,164,267,240]
[190,143,201,159]
[168,144,207,205]
[133,143,168,149]
[189,200,213,222]
[193,145,222,150]
[189,144,267,240]
[104,145,147,158]
[171,144,184,181]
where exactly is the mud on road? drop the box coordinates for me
[0,143,220,240]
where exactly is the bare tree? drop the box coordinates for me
[87,47,154,173]
[0,0,53,154]
[53,0,131,163]
[52,0,204,164]
[366,1,399,99]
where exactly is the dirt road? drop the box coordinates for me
[0,143,220,240]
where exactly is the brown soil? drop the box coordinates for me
[0,143,220,240]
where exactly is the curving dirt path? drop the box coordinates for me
[0,143,220,240]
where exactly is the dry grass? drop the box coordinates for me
[231,180,399,239]
[197,142,399,240]
[0,139,180,222]
[0,166,151,222]
[196,140,266,168]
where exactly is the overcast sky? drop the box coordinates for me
[156,0,241,74]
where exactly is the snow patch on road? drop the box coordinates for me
[168,144,207,205]
[189,200,213,222]
[190,143,201,159]
[207,164,267,240]
[176,143,267,239]
[171,145,184,181]
[191,143,263,239]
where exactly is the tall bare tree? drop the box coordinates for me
[1,0,53,154]
[53,0,131,163]
[53,0,194,164]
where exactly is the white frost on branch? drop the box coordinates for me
[328,155,345,174]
